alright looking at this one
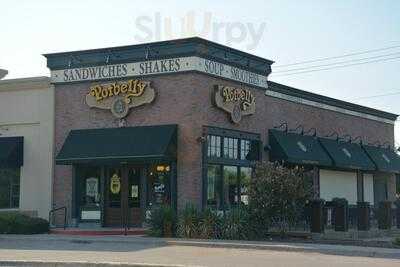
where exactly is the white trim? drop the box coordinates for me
[0,77,50,92]
[265,90,395,125]
[50,56,269,89]
[0,208,19,212]
[57,154,167,162]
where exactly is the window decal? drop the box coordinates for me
[297,141,307,152]
[342,148,352,158]
[382,153,391,163]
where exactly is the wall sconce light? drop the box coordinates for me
[304,127,317,137]
[369,140,381,147]
[197,136,207,143]
[325,131,339,141]
[156,165,165,172]
[289,125,304,135]
[156,165,170,172]
[340,134,352,143]
[274,122,288,132]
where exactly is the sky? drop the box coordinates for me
[1,0,400,145]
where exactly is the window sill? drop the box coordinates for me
[0,208,19,212]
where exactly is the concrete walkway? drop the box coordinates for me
[0,235,399,266]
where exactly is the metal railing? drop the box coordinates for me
[49,206,67,230]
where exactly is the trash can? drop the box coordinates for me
[310,199,325,233]
[378,201,392,230]
[357,201,370,231]
[333,198,349,232]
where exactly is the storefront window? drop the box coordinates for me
[223,166,238,208]
[240,140,251,160]
[0,168,20,209]
[205,127,259,209]
[79,166,101,221]
[81,172,100,207]
[108,168,122,208]
[128,167,140,208]
[207,133,259,162]
[207,165,221,208]
[207,135,221,157]
[239,167,252,205]
[206,164,252,210]
[147,164,171,207]
[223,137,238,159]
[241,139,260,161]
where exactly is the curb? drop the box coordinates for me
[0,260,192,267]
[1,235,399,260]
[165,240,400,259]
[0,235,167,246]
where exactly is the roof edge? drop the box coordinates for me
[268,81,398,122]
[43,37,274,64]
[0,76,51,91]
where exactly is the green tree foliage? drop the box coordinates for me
[249,161,312,234]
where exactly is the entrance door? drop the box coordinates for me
[104,166,141,227]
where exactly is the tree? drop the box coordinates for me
[248,161,312,235]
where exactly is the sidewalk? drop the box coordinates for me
[0,234,399,259]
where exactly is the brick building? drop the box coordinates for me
[44,37,400,227]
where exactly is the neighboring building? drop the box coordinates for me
[0,77,54,219]
[42,37,400,228]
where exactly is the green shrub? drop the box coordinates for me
[146,205,176,237]
[393,237,400,246]
[249,162,312,235]
[0,212,49,234]
[220,207,250,240]
[198,208,220,239]
[377,201,392,230]
[177,203,200,238]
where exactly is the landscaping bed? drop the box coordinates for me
[0,212,49,234]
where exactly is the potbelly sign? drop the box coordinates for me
[214,85,256,123]
[86,79,155,119]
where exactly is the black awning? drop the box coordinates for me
[318,138,375,171]
[56,125,177,165]
[0,137,24,168]
[362,145,400,174]
[269,129,332,167]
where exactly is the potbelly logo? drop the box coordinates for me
[214,85,256,123]
[110,174,121,194]
[86,79,155,119]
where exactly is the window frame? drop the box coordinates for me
[205,164,253,211]
[202,126,261,210]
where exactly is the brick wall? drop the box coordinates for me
[53,72,395,220]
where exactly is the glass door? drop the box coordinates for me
[105,167,123,226]
[78,166,101,222]
[104,166,142,227]
[127,166,141,226]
